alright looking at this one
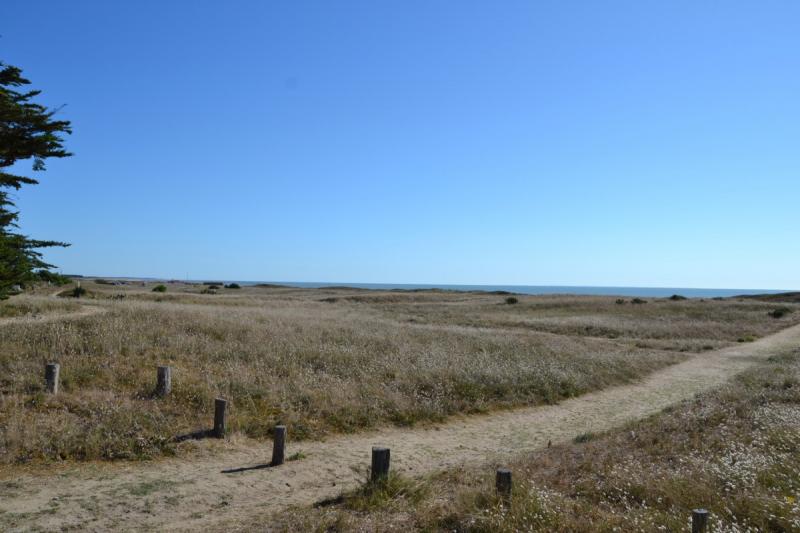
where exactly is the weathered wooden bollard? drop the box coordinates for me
[496,468,512,504]
[213,398,227,438]
[371,447,390,482]
[156,366,171,396]
[45,363,60,394]
[271,425,286,466]
[692,509,709,533]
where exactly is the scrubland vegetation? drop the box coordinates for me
[0,297,80,319]
[269,348,800,532]
[0,281,798,465]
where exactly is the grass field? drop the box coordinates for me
[266,349,800,532]
[0,280,797,464]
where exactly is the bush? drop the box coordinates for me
[669,294,687,301]
[505,297,518,305]
[224,283,241,289]
[151,284,167,293]
[58,286,87,298]
[769,307,793,319]
[615,299,625,305]
[35,270,71,286]
[201,288,217,295]
[573,432,596,443]
[631,298,647,305]
[94,278,113,285]
[344,472,429,512]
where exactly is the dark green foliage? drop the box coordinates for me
[35,270,70,286]
[224,283,241,289]
[58,286,85,298]
[615,298,625,305]
[505,296,518,305]
[768,307,793,319]
[0,62,71,299]
[631,298,647,304]
[669,294,687,301]
[152,284,167,293]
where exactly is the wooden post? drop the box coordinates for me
[45,363,60,394]
[156,366,171,396]
[214,398,227,438]
[371,447,390,482]
[271,425,286,466]
[692,509,709,533]
[496,468,512,504]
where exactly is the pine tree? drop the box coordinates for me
[0,62,71,298]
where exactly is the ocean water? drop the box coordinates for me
[231,282,794,299]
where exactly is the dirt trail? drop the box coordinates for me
[3,323,800,532]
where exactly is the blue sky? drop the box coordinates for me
[3,1,799,288]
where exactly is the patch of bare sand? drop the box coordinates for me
[2,323,799,532]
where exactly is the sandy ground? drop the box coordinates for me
[2,320,799,532]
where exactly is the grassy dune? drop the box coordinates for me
[0,281,797,463]
[270,349,800,532]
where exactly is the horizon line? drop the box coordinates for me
[66,274,798,293]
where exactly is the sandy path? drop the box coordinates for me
[2,323,800,532]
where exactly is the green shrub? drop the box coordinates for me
[669,294,687,301]
[151,284,167,293]
[768,307,793,319]
[225,283,241,289]
[35,270,71,286]
[631,298,647,304]
[70,286,87,298]
[615,298,625,305]
[573,432,596,443]
[57,286,87,298]
[344,472,430,512]
[505,297,518,305]
[287,451,306,462]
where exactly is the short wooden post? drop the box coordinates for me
[213,398,227,438]
[271,425,286,466]
[496,468,512,504]
[156,366,171,396]
[371,447,390,482]
[692,509,709,533]
[45,363,60,394]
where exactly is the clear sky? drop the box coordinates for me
[3,1,799,288]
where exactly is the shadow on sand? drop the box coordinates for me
[220,462,278,474]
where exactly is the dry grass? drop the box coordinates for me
[266,348,800,532]
[0,295,80,319]
[0,280,797,464]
